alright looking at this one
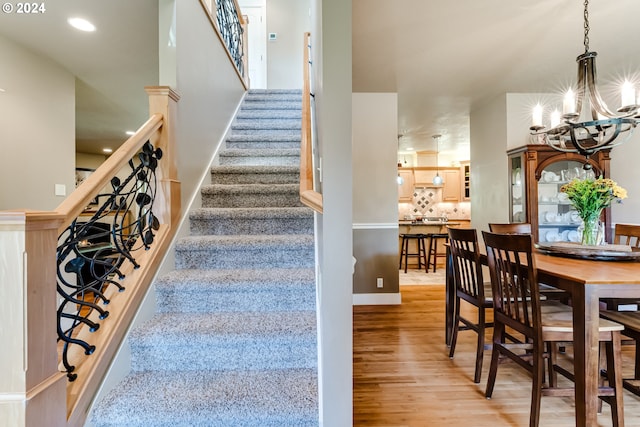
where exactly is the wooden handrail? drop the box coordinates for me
[56,114,163,232]
[300,32,323,213]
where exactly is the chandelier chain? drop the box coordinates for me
[583,0,590,53]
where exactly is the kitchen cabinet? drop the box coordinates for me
[398,169,414,201]
[442,169,461,202]
[461,162,470,201]
[413,168,439,187]
[507,144,611,244]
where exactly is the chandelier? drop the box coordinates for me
[529,0,640,161]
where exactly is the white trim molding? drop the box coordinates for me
[352,223,399,230]
[353,292,402,305]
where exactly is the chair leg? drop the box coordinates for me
[403,237,409,274]
[485,323,503,399]
[546,341,557,388]
[474,307,486,384]
[529,342,544,427]
[448,297,461,356]
[606,332,625,427]
[635,340,640,379]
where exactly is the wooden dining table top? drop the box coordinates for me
[534,251,640,285]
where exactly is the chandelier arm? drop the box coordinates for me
[584,54,618,118]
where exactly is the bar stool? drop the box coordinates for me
[399,233,427,273]
[426,233,448,272]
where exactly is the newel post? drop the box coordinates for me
[0,211,67,427]
[145,86,181,229]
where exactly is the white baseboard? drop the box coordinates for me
[352,292,402,305]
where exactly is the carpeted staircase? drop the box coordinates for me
[90,89,318,427]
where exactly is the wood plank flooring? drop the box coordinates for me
[353,285,640,427]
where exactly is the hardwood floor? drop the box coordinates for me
[353,285,640,427]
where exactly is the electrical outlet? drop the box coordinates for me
[376,277,383,288]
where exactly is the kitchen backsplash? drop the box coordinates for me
[398,188,471,219]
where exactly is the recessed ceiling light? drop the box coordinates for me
[68,17,96,32]
[103,148,113,154]
[0,88,5,93]
[125,131,136,136]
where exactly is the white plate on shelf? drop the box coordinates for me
[568,230,580,242]
[561,230,570,241]
[544,211,555,223]
[546,231,560,242]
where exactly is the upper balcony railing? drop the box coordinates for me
[200,0,248,87]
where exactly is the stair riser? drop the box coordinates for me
[218,155,300,166]
[234,119,301,129]
[237,113,302,121]
[131,341,317,372]
[202,193,304,208]
[190,217,313,235]
[157,288,316,313]
[226,141,300,149]
[230,129,301,137]
[175,247,314,269]
[211,172,298,184]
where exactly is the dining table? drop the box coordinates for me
[445,246,640,427]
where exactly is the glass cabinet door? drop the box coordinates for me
[509,154,525,223]
[537,160,595,243]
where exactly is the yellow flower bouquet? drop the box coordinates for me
[560,177,627,245]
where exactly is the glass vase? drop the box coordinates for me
[580,214,604,246]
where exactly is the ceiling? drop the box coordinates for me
[2,1,640,159]
[0,0,158,155]
[353,0,640,158]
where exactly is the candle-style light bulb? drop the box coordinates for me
[563,89,576,115]
[532,104,543,127]
[621,80,636,108]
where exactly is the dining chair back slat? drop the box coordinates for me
[488,223,533,234]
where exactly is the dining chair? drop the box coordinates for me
[613,223,640,248]
[482,231,625,427]
[488,223,569,303]
[447,227,493,383]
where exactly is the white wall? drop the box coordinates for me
[267,0,310,88]
[175,1,246,213]
[312,0,353,425]
[352,93,399,297]
[0,35,75,211]
[606,131,640,226]
[470,94,510,232]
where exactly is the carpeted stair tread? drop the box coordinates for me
[226,134,301,142]
[231,121,300,131]
[219,148,300,157]
[218,148,300,166]
[202,183,299,194]
[190,207,312,220]
[155,268,315,288]
[131,311,316,343]
[176,234,313,250]
[90,369,318,427]
[210,165,299,184]
[236,109,302,120]
[154,268,316,313]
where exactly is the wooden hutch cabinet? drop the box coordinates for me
[507,144,612,244]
